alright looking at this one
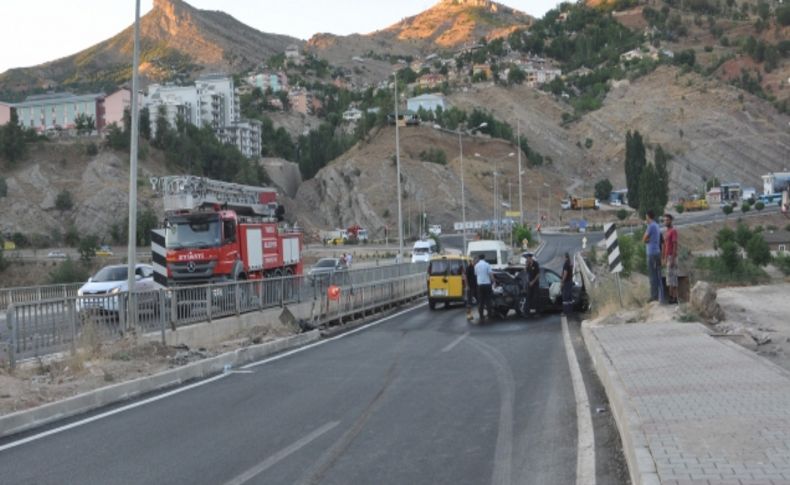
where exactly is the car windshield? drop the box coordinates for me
[92,267,127,282]
[315,259,337,268]
[166,215,221,249]
[413,247,430,255]
[470,250,498,264]
[429,260,464,276]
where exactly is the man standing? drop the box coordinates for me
[663,213,679,304]
[561,252,574,315]
[474,254,493,323]
[642,210,665,303]
[524,252,541,316]
[464,258,477,321]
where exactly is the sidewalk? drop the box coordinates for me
[583,322,790,485]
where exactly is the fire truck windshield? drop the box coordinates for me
[166,215,221,249]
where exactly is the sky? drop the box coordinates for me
[0,0,564,74]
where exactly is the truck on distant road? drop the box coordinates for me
[682,199,709,212]
[562,197,600,210]
[151,176,303,285]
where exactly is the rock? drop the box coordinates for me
[690,281,725,323]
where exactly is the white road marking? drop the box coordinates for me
[241,303,427,370]
[0,373,229,453]
[562,315,596,485]
[222,421,340,485]
[0,303,426,452]
[441,331,469,353]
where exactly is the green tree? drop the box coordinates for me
[48,258,90,284]
[78,235,99,262]
[722,204,734,216]
[638,163,662,217]
[735,223,753,248]
[755,201,765,211]
[139,107,151,140]
[617,209,628,220]
[74,113,95,135]
[746,233,771,266]
[624,130,646,210]
[719,240,740,273]
[741,201,751,213]
[594,178,613,201]
[1,110,27,164]
[507,67,526,85]
[654,145,669,212]
[55,190,74,211]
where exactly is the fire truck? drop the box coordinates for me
[151,176,303,285]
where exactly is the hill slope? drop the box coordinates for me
[0,0,300,97]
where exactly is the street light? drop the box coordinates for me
[476,152,514,240]
[394,70,404,262]
[458,122,487,253]
[126,0,142,320]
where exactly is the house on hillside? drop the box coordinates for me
[407,94,446,113]
[763,230,790,256]
[342,108,363,122]
[417,73,446,90]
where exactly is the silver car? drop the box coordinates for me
[77,264,156,314]
[307,258,347,284]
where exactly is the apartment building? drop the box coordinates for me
[6,92,105,132]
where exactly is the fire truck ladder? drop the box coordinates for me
[150,176,279,217]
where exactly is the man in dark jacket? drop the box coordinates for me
[524,252,540,316]
[464,259,477,320]
[561,252,574,315]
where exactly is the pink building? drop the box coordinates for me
[103,88,142,129]
[0,102,12,125]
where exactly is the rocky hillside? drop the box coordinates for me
[307,0,532,66]
[0,0,300,97]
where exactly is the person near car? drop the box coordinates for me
[524,252,540,316]
[561,252,574,315]
[345,252,352,268]
[474,254,493,322]
[642,210,665,303]
[464,259,478,320]
[663,213,679,304]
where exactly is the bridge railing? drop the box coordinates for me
[2,263,428,368]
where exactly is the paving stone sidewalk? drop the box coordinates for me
[585,322,790,485]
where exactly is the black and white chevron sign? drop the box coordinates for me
[151,229,168,287]
[604,223,623,274]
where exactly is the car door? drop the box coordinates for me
[539,269,563,311]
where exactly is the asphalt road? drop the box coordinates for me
[0,304,628,485]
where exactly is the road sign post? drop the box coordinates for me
[604,223,624,307]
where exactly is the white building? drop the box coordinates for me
[763,172,790,195]
[145,75,260,158]
[342,108,363,122]
[407,94,446,113]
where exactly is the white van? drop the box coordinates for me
[467,240,511,269]
[411,239,438,263]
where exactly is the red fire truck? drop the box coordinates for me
[151,176,303,285]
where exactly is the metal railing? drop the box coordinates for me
[2,263,428,368]
[0,284,83,311]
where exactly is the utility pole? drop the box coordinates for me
[126,0,141,309]
[394,71,404,262]
[458,128,467,253]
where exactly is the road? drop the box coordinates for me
[0,305,627,485]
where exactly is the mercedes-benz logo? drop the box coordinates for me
[187,261,197,273]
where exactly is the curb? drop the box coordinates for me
[580,321,660,485]
[0,330,320,440]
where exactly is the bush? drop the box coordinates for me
[418,147,448,165]
[513,224,533,247]
[735,223,752,248]
[741,201,751,213]
[49,258,91,284]
[55,190,74,211]
[755,201,765,211]
[78,235,99,262]
[594,179,613,201]
[617,209,628,220]
[746,233,771,266]
[722,205,733,216]
[675,204,685,213]
[86,142,98,156]
[774,254,790,275]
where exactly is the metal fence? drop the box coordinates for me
[0,284,83,311]
[2,263,427,368]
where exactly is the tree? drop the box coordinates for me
[74,113,95,135]
[741,202,751,213]
[617,209,628,220]
[78,235,99,262]
[624,130,646,210]
[722,204,734,216]
[746,233,771,266]
[1,110,27,164]
[638,163,662,217]
[55,190,74,211]
[508,67,526,85]
[654,145,669,212]
[0,177,7,198]
[755,201,765,211]
[594,178,613,201]
[139,107,151,140]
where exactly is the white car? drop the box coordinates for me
[47,251,67,259]
[77,264,156,313]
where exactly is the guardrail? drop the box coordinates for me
[574,252,596,291]
[0,284,83,312]
[2,263,428,368]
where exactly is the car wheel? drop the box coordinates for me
[496,307,509,319]
[429,299,436,310]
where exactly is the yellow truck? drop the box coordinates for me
[682,199,709,212]
[570,197,600,210]
[427,255,472,310]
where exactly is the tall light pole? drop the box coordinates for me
[394,71,404,262]
[126,0,141,302]
[476,152,514,240]
[517,119,524,226]
[458,122,487,253]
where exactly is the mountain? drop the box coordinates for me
[307,0,533,63]
[0,0,300,98]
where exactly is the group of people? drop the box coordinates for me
[462,251,575,323]
[341,252,353,268]
[642,210,679,305]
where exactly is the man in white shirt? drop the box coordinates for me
[474,254,494,323]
